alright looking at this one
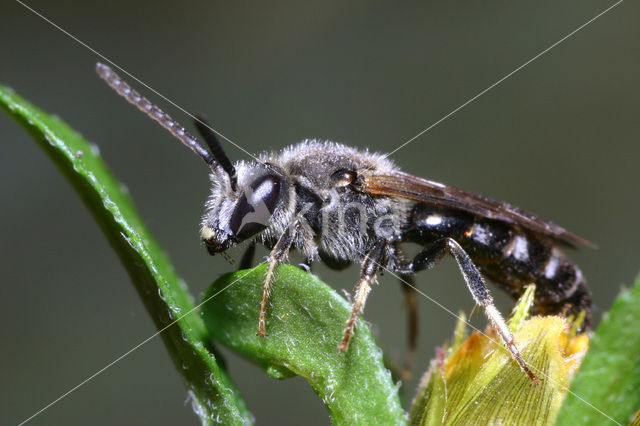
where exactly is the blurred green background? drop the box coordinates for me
[2,1,638,424]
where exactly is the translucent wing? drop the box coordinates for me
[359,171,595,249]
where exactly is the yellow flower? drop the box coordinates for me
[410,285,589,426]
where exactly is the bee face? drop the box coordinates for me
[201,163,286,254]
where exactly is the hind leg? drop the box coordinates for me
[399,273,418,376]
[409,238,539,383]
[394,243,419,375]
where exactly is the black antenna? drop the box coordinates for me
[193,113,237,190]
[95,63,216,168]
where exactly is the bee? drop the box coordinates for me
[97,63,593,383]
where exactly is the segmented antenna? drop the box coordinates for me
[193,113,237,189]
[95,63,216,167]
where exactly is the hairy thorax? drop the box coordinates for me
[259,140,412,263]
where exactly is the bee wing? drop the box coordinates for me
[360,171,595,249]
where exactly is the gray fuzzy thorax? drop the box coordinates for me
[260,140,412,263]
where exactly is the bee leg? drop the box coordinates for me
[338,239,387,352]
[257,219,301,337]
[412,238,539,383]
[297,257,313,272]
[399,273,418,378]
[393,243,419,376]
[238,241,256,270]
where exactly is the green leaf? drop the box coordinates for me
[0,85,252,425]
[557,276,640,426]
[201,264,406,425]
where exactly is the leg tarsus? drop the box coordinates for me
[445,238,539,383]
[257,219,301,337]
[297,258,313,272]
[337,280,373,352]
[410,238,539,383]
[338,239,387,352]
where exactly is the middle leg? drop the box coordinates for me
[338,238,387,352]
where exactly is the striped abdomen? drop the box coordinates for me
[407,204,593,328]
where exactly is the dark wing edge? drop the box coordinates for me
[360,171,596,249]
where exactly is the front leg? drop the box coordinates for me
[338,239,387,352]
[257,219,302,337]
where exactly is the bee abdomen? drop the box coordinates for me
[407,205,475,242]
[408,204,592,328]
[408,205,516,259]
[525,248,592,328]
[469,226,593,329]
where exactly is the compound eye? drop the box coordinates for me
[229,174,282,240]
